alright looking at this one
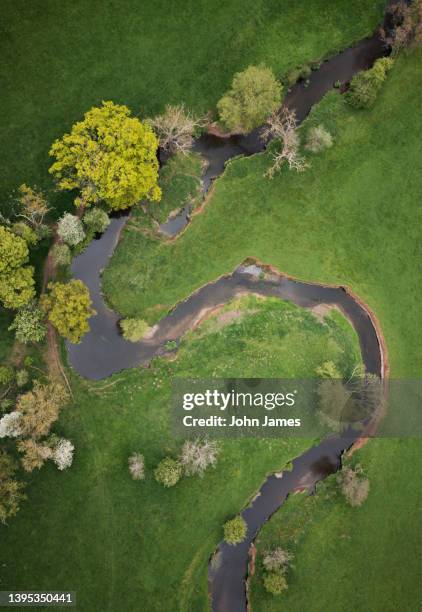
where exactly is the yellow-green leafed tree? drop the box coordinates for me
[49,101,161,211]
[0,225,35,309]
[41,280,95,343]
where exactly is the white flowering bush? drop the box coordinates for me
[57,213,85,246]
[180,438,219,477]
[0,411,22,438]
[51,438,75,470]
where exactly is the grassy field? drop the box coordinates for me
[103,48,422,609]
[0,0,385,210]
[0,297,360,611]
[250,439,422,611]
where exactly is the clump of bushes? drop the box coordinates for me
[128,452,145,481]
[11,222,38,245]
[337,464,370,507]
[217,64,282,133]
[346,57,394,109]
[0,366,14,387]
[154,457,182,487]
[285,63,312,88]
[305,125,333,153]
[223,515,247,545]
[83,208,110,234]
[51,243,72,267]
[262,547,292,596]
[120,318,151,342]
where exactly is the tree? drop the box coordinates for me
[51,244,72,267]
[223,515,247,545]
[0,365,14,387]
[346,58,394,109]
[119,318,150,342]
[16,381,68,439]
[9,301,46,344]
[0,225,35,309]
[0,411,22,438]
[50,437,74,470]
[154,457,182,487]
[11,222,39,245]
[217,65,282,133]
[57,213,85,246]
[261,107,307,177]
[128,452,145,480]
[150,104,208,155]
[338,466,370,507]
[0,450,26,523]
[381,0,422,54]
[17,184,50,231]
[263,571,288,595]
[262,548,292,572]
[17,439,53,472]
[83,208,110,234]
[49,101,161,211]
[180,438,219,477]
[41,280,95,343]
[305,125,333,153]
[315,360,341,379]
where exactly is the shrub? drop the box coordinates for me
[180,438,219,477]
[217,65,282,133]
[51,243,72,267]
[15,369,29,388]
[11,222,38,245]
[57,213,85,246]
[120,318,151,342]
[346,57,394,109]
[128,453,145,480]
[262,548,292,572]
[338,466,370,507]
[9,302,46,344]
[0,366,14,387]
[50,437,74,470]
[305,125,333,153]
[263,571,288,595]
[223,515,247,545]
[154,457,182,487]
[83,208,110,234]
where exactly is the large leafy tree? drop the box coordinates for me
[0,449,26,524]
[0,225,35,309]
[217,64,282,133]
[41,280,95,343]
[49,101,161,211]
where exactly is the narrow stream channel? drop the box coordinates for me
[67,6,392,610]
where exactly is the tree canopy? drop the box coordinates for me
[49,101,161,211]
[217,64,282,133]
[0,225,35,309]
[41,280,95,343]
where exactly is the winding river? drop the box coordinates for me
[67,9,392,611]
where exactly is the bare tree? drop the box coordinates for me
[149,104,208,155]
[337,465,370,507]
[16,184,50,230]
[261,107,308,178]
[128,452,145,480]
[263,547,293,572]
[180,438,219,477]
